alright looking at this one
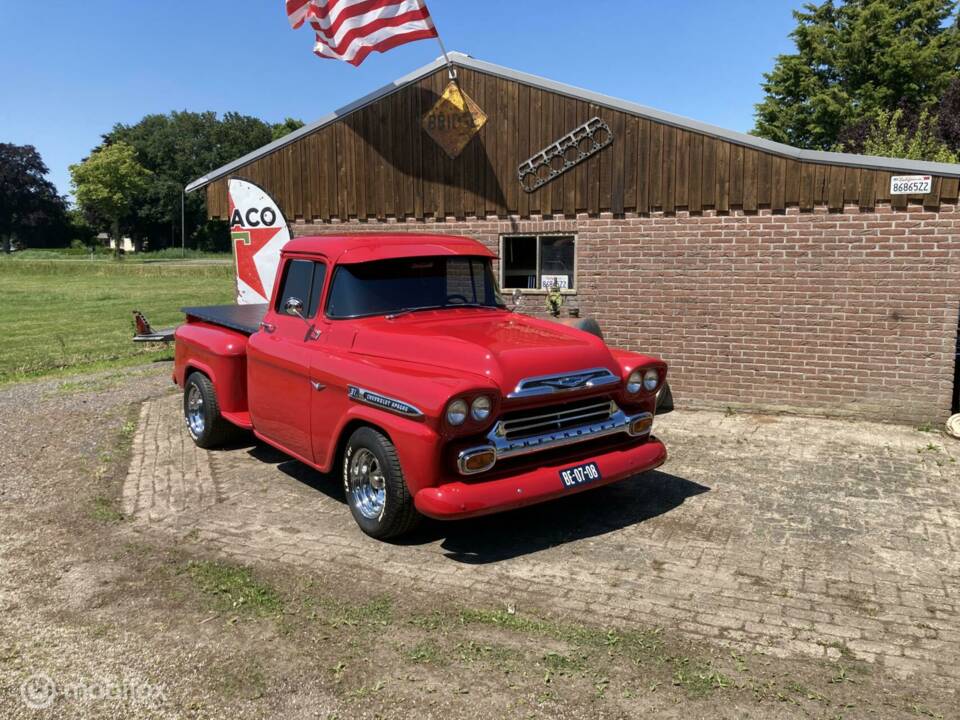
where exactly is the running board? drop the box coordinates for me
[222,410,253,430]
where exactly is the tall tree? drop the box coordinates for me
[70,142,153,257]
[0,144,66,253]
[102,111,302,251]
[754,0,960,150]
[937,76,960,148]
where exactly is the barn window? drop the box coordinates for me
[500,235,576,291]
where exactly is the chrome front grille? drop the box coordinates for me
[456,397,652,473]
[497,397,616,441]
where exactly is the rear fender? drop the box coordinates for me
[174,322,249,414]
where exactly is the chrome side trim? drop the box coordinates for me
[507,367,620,399]
[347,385,423,419]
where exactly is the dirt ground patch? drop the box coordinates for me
[1,364,957,719]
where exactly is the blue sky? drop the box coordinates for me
[0,0,800,198]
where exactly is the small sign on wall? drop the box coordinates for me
[422,81,487,159]
[541,274,570,290]
[890,175,932,195]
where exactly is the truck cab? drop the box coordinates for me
[174,234,667,539]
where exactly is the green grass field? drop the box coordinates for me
[0,259,235,383]
[6,247,232,263]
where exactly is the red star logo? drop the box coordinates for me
[233,226,281,299]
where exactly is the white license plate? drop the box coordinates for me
[890,175,931,195]
[560,461,601,489]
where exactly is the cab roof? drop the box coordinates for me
[282,233,496,265]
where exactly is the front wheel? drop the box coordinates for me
[343,427,421,540]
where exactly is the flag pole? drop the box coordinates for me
[434,33,457,80]
[418,0,456,80]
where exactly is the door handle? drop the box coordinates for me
[310,380,326,391]
[259,321,276,333]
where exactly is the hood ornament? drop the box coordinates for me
[508,367,619,399]
[544,375,591,390]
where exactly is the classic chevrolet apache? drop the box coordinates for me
[174,234,668,539]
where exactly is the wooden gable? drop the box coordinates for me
[204,65,960,222]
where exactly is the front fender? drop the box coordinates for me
[322,403,442,496]
[608,347,668,414]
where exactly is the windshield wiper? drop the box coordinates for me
[385,303,496,319]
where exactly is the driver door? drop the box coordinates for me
[247,257,328,463]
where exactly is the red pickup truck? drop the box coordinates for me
[174,234,668,539]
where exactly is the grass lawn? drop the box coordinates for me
[0,259,235,383]
[6,247,232,263]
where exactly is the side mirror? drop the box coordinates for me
[283,297,307,323]
[511,288,523,308]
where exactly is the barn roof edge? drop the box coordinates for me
[185,51,960,194]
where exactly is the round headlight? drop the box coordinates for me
[643,368,659,392]
[446,399,468,426]
[626,370,644,394]
[471,395,492,421]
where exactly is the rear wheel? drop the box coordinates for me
[183,371,235,449]
[343,427,420,540]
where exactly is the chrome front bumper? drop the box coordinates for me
[457,406,653,475]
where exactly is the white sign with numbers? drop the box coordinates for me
[541,274,570,290]
[890,175,932,195]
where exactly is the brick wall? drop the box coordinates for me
[295,203,960,423]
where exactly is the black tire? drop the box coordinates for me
[183,371,235,449]
[342,427,421,540]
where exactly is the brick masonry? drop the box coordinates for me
[124,394,960,684]
[293,203,960,423]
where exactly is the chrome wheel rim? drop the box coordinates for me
[347,448,386,520]
[186,384,205,438]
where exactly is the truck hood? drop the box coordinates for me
[349,310,618,394]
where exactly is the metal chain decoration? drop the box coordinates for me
[517,117,614,193]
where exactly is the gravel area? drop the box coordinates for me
[1,364,957,719]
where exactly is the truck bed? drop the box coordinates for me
[181,304,267,335]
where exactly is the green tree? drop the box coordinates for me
[70,142,153,257]
[0,144,67,252]
[102,111,301,251]
[861,107,958,161]
[272,117,306,141]
[754,0,960,150]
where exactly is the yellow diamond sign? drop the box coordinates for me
[422,81,487,159]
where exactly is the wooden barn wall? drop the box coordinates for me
[204,66,960,221]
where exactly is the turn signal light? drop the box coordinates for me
[458,447,497,475]
[629,415,653,436]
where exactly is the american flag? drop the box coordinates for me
[285,0,439,66]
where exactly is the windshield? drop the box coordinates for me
[326,256,505,319]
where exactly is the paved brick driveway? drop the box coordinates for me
[124,395,960,685]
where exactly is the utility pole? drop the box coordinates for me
[181,188,186,259]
